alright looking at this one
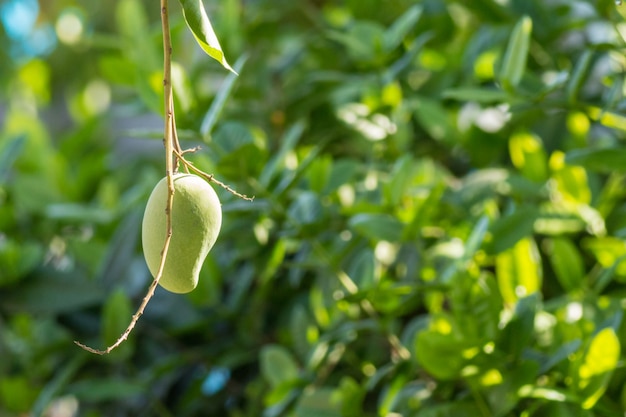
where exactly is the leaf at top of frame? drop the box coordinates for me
[178,0,237,74]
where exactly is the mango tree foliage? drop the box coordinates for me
[1,0,626,416]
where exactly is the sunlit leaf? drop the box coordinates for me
[577,328,620,409]
[499,15,532,90]
[178,0,236,73]
[496,238,542,304]
[509,132,548,182]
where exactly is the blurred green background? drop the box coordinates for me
[3,0,626,416]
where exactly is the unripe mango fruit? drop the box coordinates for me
[141,173,222,293]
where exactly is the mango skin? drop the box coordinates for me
[141,173,222,294]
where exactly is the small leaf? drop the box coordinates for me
[259,121,306,187]
[566,50,593,104]
[564,147,626,173]
[288,192,323,225]
[412,97,456,144]
[540,340,582,374]
[509,132,548,182]
[178,0,236,73]
[260,345,300,388]
[346,248,376,289]
[544,238,585,291]
[200,53,249,138]
[500,15,532,91]
[415,402,482,417]
[485,208,539,255]
[383,5,422,52]
[384,155,415,207]
[67,379,145,403]
[498,294,538,357]
[415,316,467,380]
[102,289,134,360]
[583,236,626,277]
[442,87,508,103]
[294,388,342,417]
[0,376,38,413]
[577,328,620,409]
[496,238,542,304]
[349,214,403,242]
[464,215,490,259]
[0,134,26,184]
[550,151,591,205]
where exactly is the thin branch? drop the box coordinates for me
[171,109,183,172]
[75,0,177,354]
[173,148,255,201]
[74,229,172,354]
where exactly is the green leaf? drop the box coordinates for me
[0,134,26,184]
[583,236,626,277]
[415,319,466,380]
[178,0,236,73]
[498,294,538,357]
[383,5,422,52]
[378,374,409,416]
[31,356,86,417]
[442,87,508,103]
[508,131,548,182]
[290,305,313,359]
[116,0,159,70]
[550,151,592,205]
[566,50,593,104]
[260,345,300,388]
[564,147,626,173]
[288,192,323,225]
[384,155,415,207]
[0,239,43,286]
[544,238,585,291]
[540,340,582,374]
[348,213,403,242]
[485,208,539,254]
[102,289,134,361]
[335,377,365,417]
[0,270,105,314]
[346,248,376,289]
[412,97,456,144]
[200,53,249,138]
[67,378,145,403]
[294,388,342,417]
[0,376,38,413]
[415,401,482,417]
[259,121,306,188]
[496,237,542,304]
[500,15,532,91]
[576,328,620,409]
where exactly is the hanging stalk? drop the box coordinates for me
[74,0,177,354]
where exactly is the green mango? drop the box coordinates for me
[141,173,222,293]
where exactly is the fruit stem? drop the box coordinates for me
[74,0,177,354]
[173,148,255,201]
